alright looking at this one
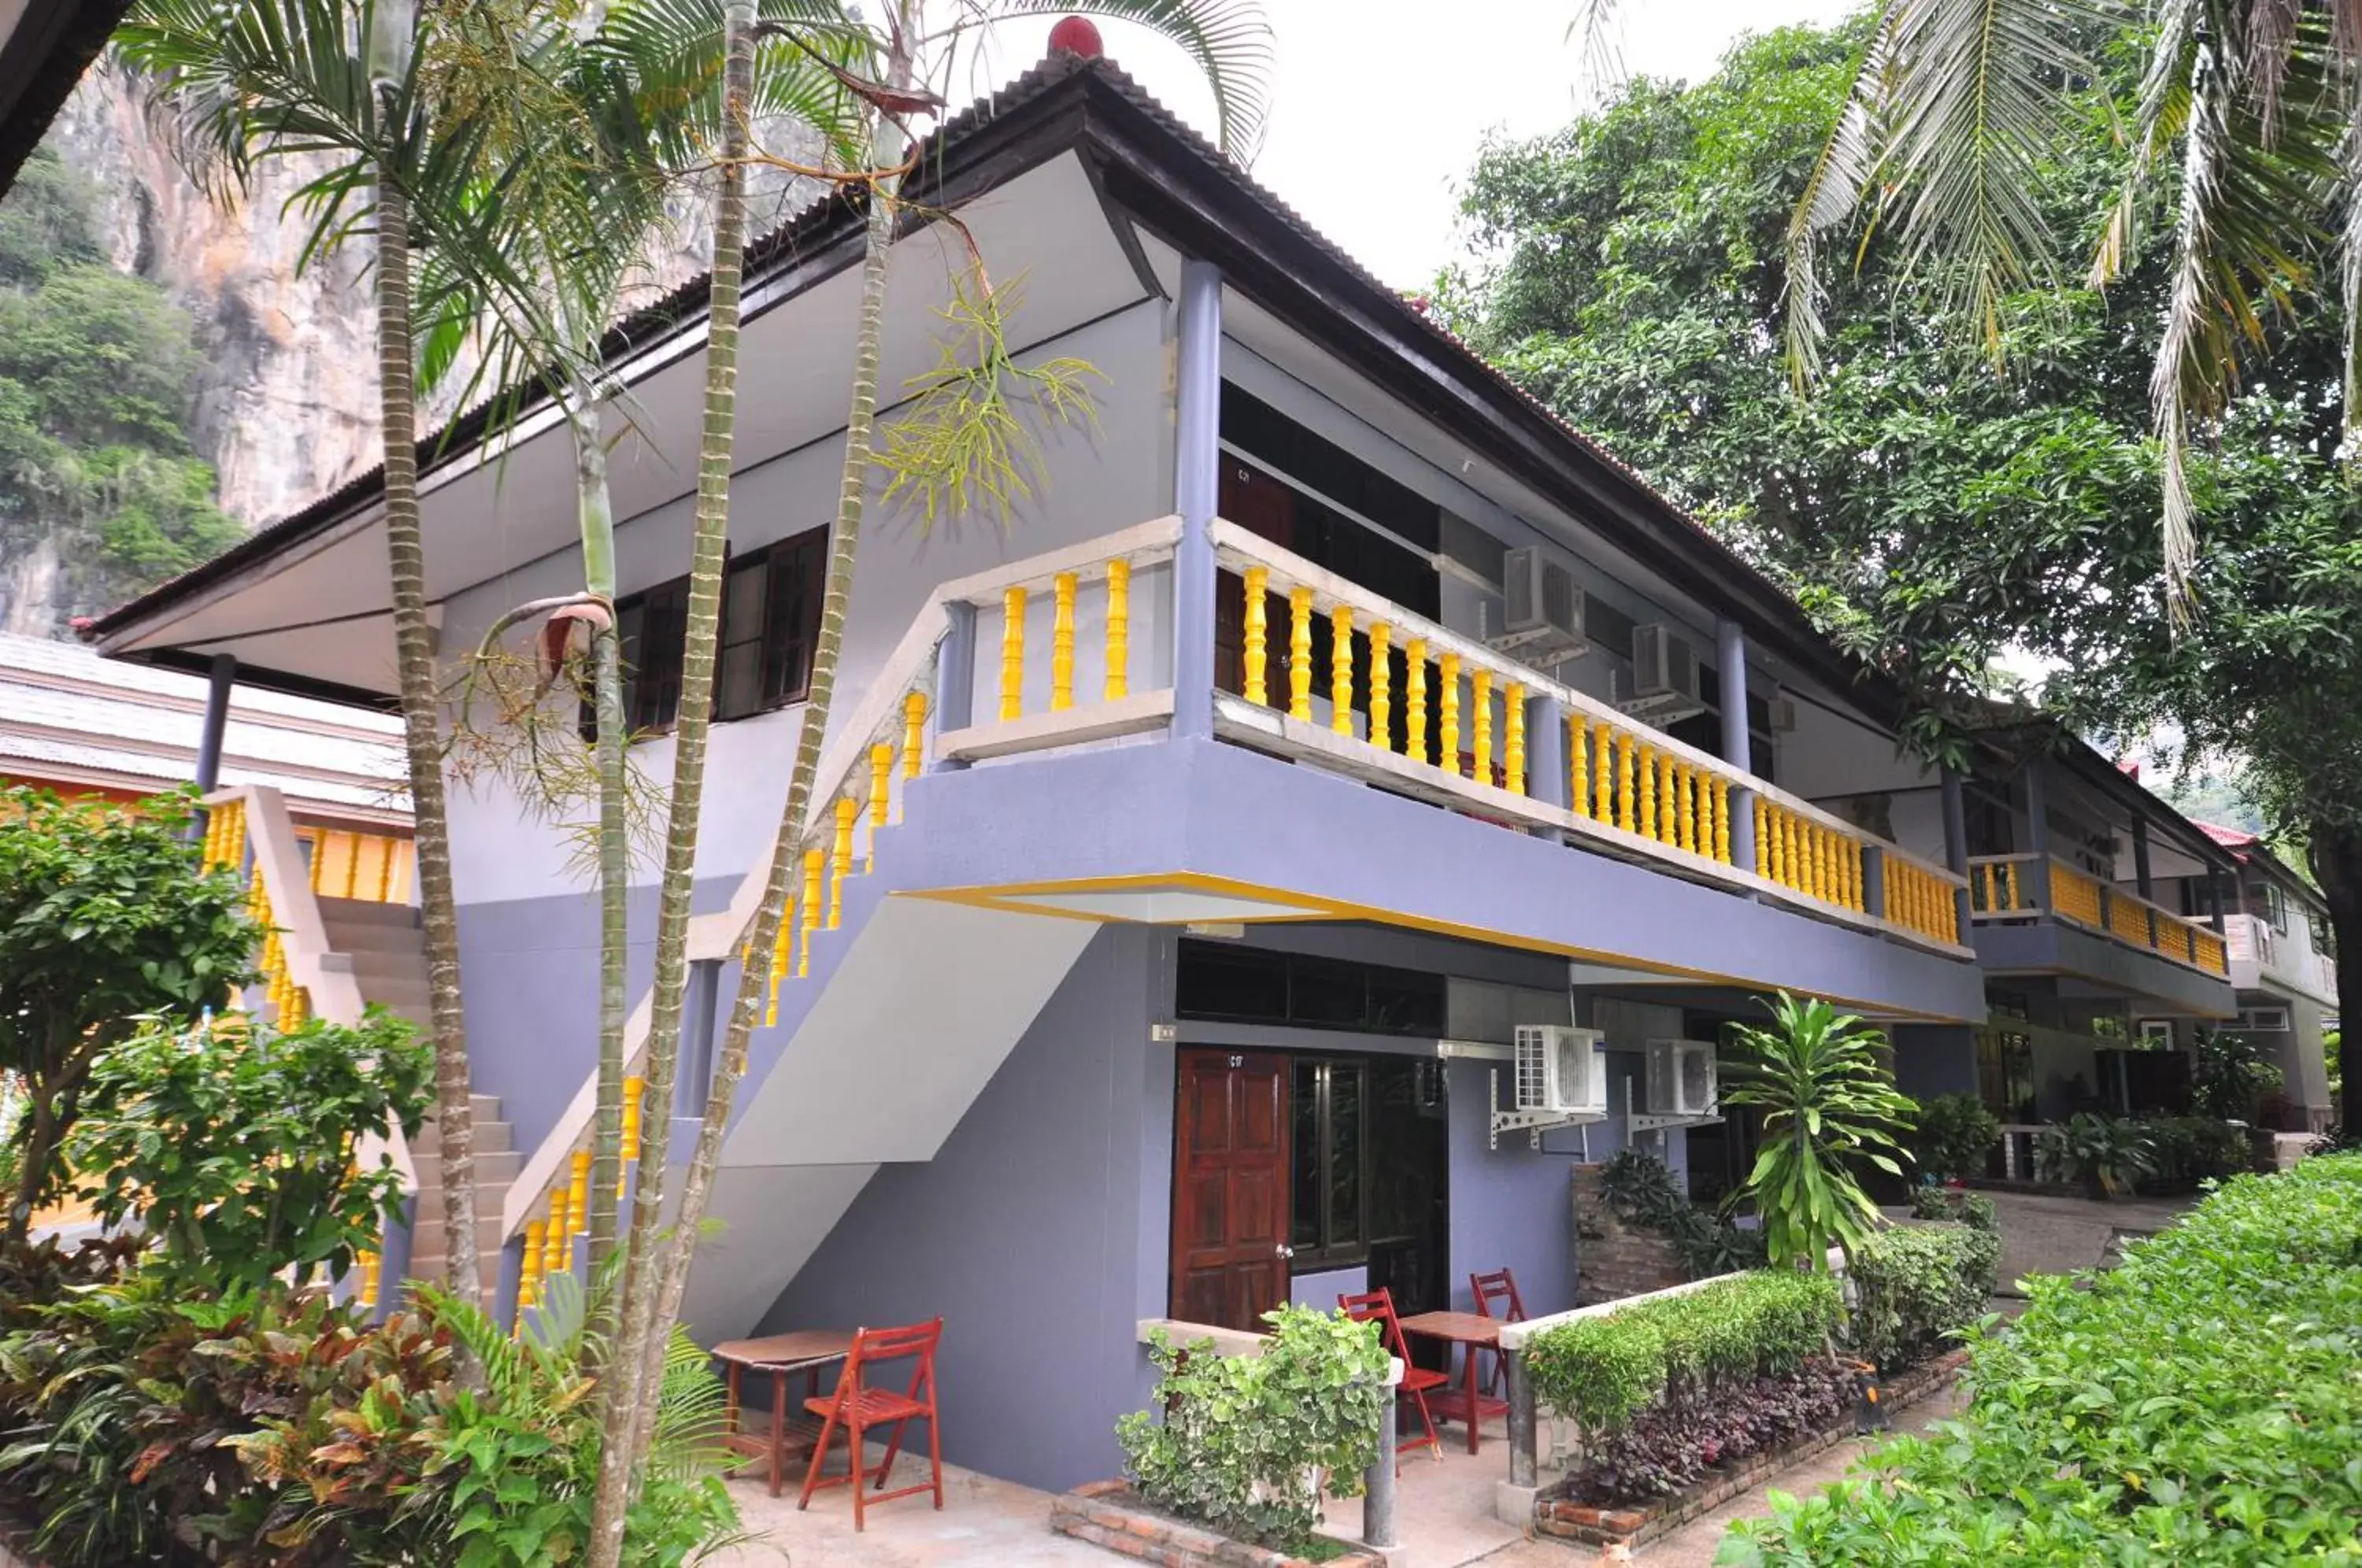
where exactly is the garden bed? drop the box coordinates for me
[1052,1481,1382,1568]
[1532,1348,1968,1551]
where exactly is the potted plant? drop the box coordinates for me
[1911,1093,2001,1185]
[2034,1113,2156,1199]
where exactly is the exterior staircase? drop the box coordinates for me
[317,895,514,1302]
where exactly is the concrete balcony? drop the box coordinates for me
[1968,853,2234,1018]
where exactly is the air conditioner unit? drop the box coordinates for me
[1768,691,1799,733]
[1645,1039,1720,1119]
[1631,623,1703,705]
[1493,547,1588,664]
[1513,1025,1607,1118]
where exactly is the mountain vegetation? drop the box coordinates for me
[0,148,241,634]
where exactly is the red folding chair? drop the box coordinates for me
[1468,1267,1527,1396]
[797,1318,946,1530]
[1338,1287,1445,1465]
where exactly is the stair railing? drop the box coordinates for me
[497,516,1189,1292]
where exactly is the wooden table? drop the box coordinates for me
[1397,1311,1507,1456]
[713,1329,856,1496]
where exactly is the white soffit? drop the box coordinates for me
[108,152,1148,690]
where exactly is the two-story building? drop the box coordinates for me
[91,48,2059,1490]
[2193,822,2338,1130]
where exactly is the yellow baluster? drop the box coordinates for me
[566,1150,591,1262]
[542,1185,570,1282]
[1765,804,1784,884]
[1616,731,1636,833]
[1504,682,1526,796]
[1105,558,1131,701]
[1242,566,1270,706]
[1789,815,1808,893]
[1000,586,1026,720]
[357,1248,380,1308]
[828,797,856,929]
[867,744,893,873]
[902,691,927,782]
[621,1075,646,1163]
[1712,779,1731,864]
[1050,571,1077,712]
[1595,721,1614,823]
[1438,654,1462,775]
[1753,797,1770,877]
[1659,753,1679,844]
[765,915,790,1026]
[1405,640,1429,764]
[1638,745,1658,841]
[1287,586,1314,722]
[1368,623,1393,752]
[308,833,327,892]
[520,1221,546,1318]
[798,849,823,976]
[342,833,363,899]
[1675,763,1694,852]
[1569,716,1590,818]
[1471,668,1494,784]
[1330,605,1355,736]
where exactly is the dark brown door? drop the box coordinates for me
[1215,462,1296,697]
[1171,1048,1291,1330]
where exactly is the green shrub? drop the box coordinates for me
[1724,1155,2362,1565]
[1592,1148,1768,1278]
[2033,1111,2154,1195]
[1525,1270,1842,1433]
[1911,1094,2000,1183]
[1844,1222,1997,1370]
[1118,1305,1392,1552]
[2139,1115,2252,1185]
[1905,1186,1997,1233]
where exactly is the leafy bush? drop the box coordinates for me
[0,1271,744,1567]
[1119,1305,1391,1552]
[2033,1111,2154,1195]
[2138,1115,2251,1186]
[1725,1155,2362,1565]
[1905,1186,1997,1233]
[2190,1026,2282,1121]
[1524,1270,1842,1433]
[1844,1222,1997,1370]
[1567,1359,1858,1503]
[1723,994,1916,1270]
[66,1008,432,1294]
[1592,1148,1767,1278]
[1910,1094,1999,1183]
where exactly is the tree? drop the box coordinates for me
[584,5,1270,1558]
[117,0,568,1306]
[0,786,258,1241]
[1722,993,1916,1271]
[1446,16,2362,1114]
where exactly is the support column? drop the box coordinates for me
[188,652,236,842]
[930,601,976,773]
[1527,691,1566,841]
[2208,865,2228,931]
[1362,1370,1400,1551]
[1172,260,1222,741]
[1505,1345,1537,1490]
[1942,766,1974,939]
[1716,619,1756,874]
[2132,815,2155,901]
[2022,761,2053,910]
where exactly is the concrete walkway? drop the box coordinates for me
[1977,1188,2194,1294]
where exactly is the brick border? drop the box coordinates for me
[1533,1349,1970,1550]
[1051,1479,1384,1568]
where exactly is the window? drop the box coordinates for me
[1287,1055,1447,1276]
[2236,1007,2291,1034]
[1175,941,1446,1036]
[1292,1058,1367,1266]
[606,530,827,734]
[2136,1019,2175,1046]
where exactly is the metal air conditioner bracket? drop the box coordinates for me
[1488,1067,1607,1151]
[1613,693,1709,726]
[1623,1078,1723,1134]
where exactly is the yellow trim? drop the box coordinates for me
[899,871,1978,1023]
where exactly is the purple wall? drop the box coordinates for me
[753,925,1175,1493]
[1444,1057,1584,1318]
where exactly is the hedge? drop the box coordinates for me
[1723,1155,2362,1565]
[1846,1220,1998,1370]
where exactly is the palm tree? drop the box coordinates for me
[1768,0,2360,612]
[583,2,1271,1555]
[117,0,527,1307]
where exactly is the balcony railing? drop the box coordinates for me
[1968,852,2229,978]
[2224,913,2340,1000]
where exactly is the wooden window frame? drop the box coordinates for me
[603,528,827,736]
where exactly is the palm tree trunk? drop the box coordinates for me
[623,6,914,1474]
[583,8,757,1562]
[376,177,481,1308]
[572,385,629,1281]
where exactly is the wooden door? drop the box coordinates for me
[1214,462,1295,697]
[1170,1049,1291,1331]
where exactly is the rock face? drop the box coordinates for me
[39,70,823,538]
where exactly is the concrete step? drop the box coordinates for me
[349,948,429,992]
[402,1257,504,1296]
[414,1147,521,1186]
[320,916,425,956]
[317,896,424,930]
[361,975,431,1013]
[409,1211,511,1259]
[413,1119,512,1158]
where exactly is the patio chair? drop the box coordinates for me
[1468,1267,1527,1396]
[796,1317,946,1530]
[1338,1287,1445,1465]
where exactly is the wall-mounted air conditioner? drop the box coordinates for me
[1768,691,1799,733]
[1632,623,1701,702]
[1513,1025,1607,1118]
[1644,1038,1720,1119]
[1491,547,1589,665]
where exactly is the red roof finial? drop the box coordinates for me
[1048,15,1104,59]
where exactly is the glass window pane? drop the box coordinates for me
[1291,1060,1322,1252]
[717,641,764,719]
[1290,956,1365,1026]
[1177,942,1287,1020]
[724,559,768,645]
[1366,966,1444,1035]
[1326,1064,1363,1248]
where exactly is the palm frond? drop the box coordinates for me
[984,0,1272,161]
[1783,2,1906,387]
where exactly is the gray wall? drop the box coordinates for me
[1894,1023,1979,1104]
[753,925,1177,1493]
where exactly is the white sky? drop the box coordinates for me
[978,0,1858,288]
